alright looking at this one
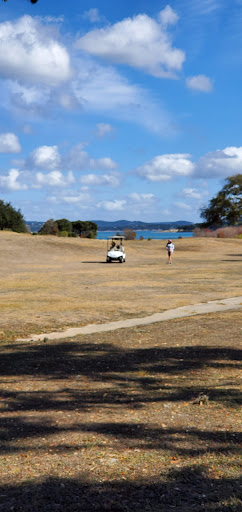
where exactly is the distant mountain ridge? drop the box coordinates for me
[26,219,195,233]
[91,219,194,231]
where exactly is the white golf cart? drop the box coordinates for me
[106,236,126,263]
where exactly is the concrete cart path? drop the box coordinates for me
[18,296,242,342]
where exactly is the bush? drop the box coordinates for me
[147,237,152,241]
[194,226,242,238]
[58,230,69,237]
[39,219,58,235]
[139,235,144,241]
[122,228,136,240]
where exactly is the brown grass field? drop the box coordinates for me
[0,231,241,340]
[0,232,241,511]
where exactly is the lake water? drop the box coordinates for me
[97,231,194,240]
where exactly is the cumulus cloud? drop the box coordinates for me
[159,5,179,26]
[0,169,27,191]
[66,144,118,171]
[97,199,126,211]
[95,123,114,138]
[25,143,118,173]
[196,146,242,178]
[129,192,155,201]
[186,75,213,92]
[29,146,61,170]
[136,154,195,182]
[35,171,75,187]
[0,133,21,153]
[61,191,91,204]
[80,172,121,187]
[181,187,208,199]
[0,16,71,86]
[76,9,185,78]
[83,8,102,23]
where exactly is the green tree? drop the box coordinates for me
[39,219,58,235]
[72,220,97,238]
[201,174,242,227]
[0,200,27,232]
[56,218,72,234]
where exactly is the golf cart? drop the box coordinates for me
[106,236,126,263]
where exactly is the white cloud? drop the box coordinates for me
[129,192,155,201]
[66,143,118,170]
[0,133,21,153]
[136,154,195,182]
[29,145,61,170]
[80,172,121,187]
[174,201,192,211]
[76,10,185,78]
[159,6,179,26]
[97,199,126,211]
[186,75,213,92]
[95,123,114,138]
[195,146,242,177]
[61,191,91,205]
[36,171,75,187]
[0,16,71,86]
[182,187,208,199]
[0,169,27,191]
[83,8,102,23]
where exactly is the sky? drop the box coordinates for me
[0,0,242,223]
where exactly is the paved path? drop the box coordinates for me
[18,296,242,342]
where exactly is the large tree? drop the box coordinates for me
[201,174,242,227]
[56,218,72,234]
[72,220,97,238]
[0,200,27,232]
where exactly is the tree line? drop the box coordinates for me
[38,218,98,238]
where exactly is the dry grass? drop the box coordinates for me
[0,232,241,341]
[0,311,241,511]
[0,232,241,510]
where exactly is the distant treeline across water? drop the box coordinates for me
[97,231,194,240]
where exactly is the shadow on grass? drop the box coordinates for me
[0,416,241,456]
[1,467,241,512]
[0,342,241,413]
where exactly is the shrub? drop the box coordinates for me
[58,230,69,237]
[122,228,136,240]
[147,237,152,241]
[139,235,144,240]
[194,226,242,238]
[39,219,58,235]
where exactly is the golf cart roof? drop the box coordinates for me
[107,236,125,240]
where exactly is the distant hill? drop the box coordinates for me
[26,221,44,232]
[91,219,195,231]
[26,219,195,233]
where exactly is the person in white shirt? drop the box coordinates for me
[166,239,175,265]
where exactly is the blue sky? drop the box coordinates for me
[0,0,242,223]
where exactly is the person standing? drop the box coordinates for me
[166,239,175,264]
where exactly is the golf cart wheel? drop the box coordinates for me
[106,257,111,263]
[119,256,123,263]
